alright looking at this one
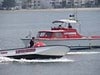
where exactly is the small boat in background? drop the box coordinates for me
[0,44,70,59]
[21,15,100,50]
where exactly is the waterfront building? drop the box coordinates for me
[40,0,62,9]
[0,0,99,10]
[74,0,97,7]
[31,0,41,9]
[21,0,41,9]
[15,0,23,9]
[66,0,74,7]
[74,0,82,7]
[20,0,99,9]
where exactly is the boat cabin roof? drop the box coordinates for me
[52,19,77,24]
[38,30,64,33]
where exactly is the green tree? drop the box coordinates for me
[2,0,16,9]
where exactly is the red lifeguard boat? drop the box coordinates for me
[21,16,100,50]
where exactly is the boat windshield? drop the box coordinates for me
[38,32,52,38]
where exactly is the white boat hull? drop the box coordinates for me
[21,38,100,50]
[0,45,69,59]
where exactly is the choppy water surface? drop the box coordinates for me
[0,9,100,75]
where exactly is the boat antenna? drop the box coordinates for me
[72,1,78,21]
[73,3,81,33]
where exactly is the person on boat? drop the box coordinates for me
[58,25,62,28]
[68,23,72,28]
[58,25,62,29]
[29,37,35,47]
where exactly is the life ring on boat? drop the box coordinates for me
[34,41,46,47]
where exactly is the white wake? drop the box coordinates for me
[0,57,74,63]
[68,51,100,55]
[1,51,100,63]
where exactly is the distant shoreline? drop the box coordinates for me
[0,7,100,12]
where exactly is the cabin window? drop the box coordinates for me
[39,32,45,37]
[38,32,52,38]
[54,32,63,38]
[45,32,52,38]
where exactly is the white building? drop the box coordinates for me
[31,0,41,9]
[74,0,96,7]
[15,0,23,9]
[66,0,74,7]
[74,0,82,7]
[16,0,98,9]
[40,0,52,9]
[40,0,62,9]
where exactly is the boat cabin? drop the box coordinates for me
[37,19,82,39]
[37,28,82,39]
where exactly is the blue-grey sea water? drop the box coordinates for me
[0,9,100,75]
